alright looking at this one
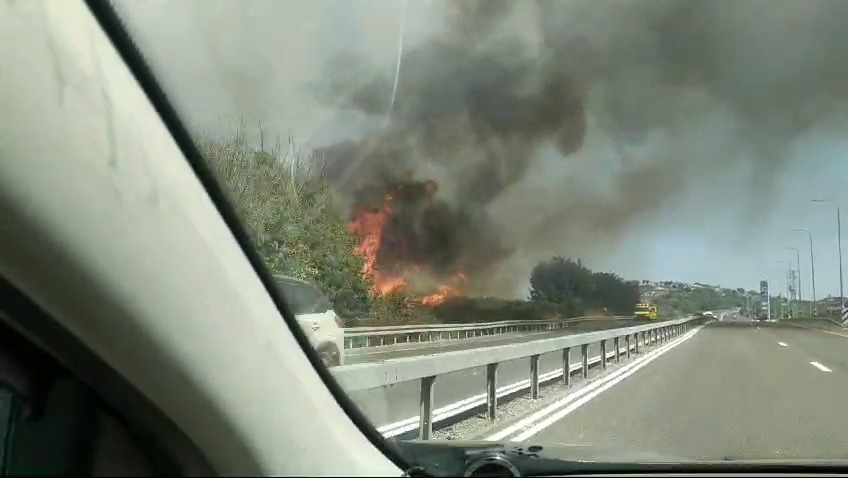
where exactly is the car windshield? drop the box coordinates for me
[113,0,848,470]
[276,279,330,315]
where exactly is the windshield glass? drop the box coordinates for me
[113,0,848,468]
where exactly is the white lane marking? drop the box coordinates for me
[378,328,671,437]
[810,361,832,372]
[778,342,788,347]
[487,326,702,442]
[377,345,626,437]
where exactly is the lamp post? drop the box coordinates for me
[792,228,816,317]
[811,200,844,320]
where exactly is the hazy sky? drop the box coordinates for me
[115,0,848,299]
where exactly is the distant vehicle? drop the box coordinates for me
[634,302,659,321]
[273,275,345,367]
[703,311,715,318]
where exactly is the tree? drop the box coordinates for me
[529,257,593,304]
[529,257,640,317]
[198,130,373,320]
[589,272,641,315]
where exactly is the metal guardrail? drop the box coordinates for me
[343,315,631,349]
[333,316,701,439]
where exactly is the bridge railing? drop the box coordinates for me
[333,316,703,439]
[342,315,632,349]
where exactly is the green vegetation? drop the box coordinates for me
[198,128,745,326]
[652,286,745,317]
[529,257,641,316]
[199,132,371,319]
[199,130,437,325]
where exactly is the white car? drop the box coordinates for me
[273,275,345,367]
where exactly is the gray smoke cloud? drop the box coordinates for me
[316,0,848,297]
[114,0,848,297]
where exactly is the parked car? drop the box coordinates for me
[273,275,345,367]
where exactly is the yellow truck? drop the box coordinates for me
[634,302,659,321]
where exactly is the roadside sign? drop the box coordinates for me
[759,280,770,320]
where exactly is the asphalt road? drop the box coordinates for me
[488,318,848,461]
[345,319,637,364]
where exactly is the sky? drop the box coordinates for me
[114,0,848,299]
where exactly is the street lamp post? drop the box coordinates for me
[811,200,844,321]
[792,228,816,317]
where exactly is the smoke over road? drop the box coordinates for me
[113,0,848,297]
[316,0,848,297]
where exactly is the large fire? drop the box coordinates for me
[346,181,468,306]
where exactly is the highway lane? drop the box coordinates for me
[344,318,637,364]
[485,320,848,461]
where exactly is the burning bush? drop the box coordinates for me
[346,178,483,305]
[198,128,439,325]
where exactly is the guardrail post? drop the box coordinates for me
[581,344,589,378]
[634,333,639,354]
[530,354,540,399]
[614,337,621,363]
[562,348,571,386]
[625,334,631,359]
[419,376,436,440]
[486,363,498,419]
[600,340,607,369]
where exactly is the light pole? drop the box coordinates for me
[811,199,844,320]
[792,228,816,317]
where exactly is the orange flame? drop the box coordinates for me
[346,194,402,294]
[347,191,467,304]
[420,272,468,306]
